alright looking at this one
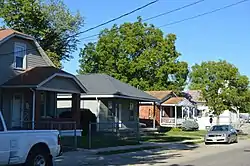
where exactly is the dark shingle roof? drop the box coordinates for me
[76,74,158,102]
[2,66,72,87]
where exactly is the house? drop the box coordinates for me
[57,74,158,131]
[0,29,86,131]
[139,91,197,127]
[186,90,240,130]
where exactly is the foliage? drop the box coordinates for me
[189,60,250,116]
[182,120,199,131]
[78,18,189,91]
[0,0,83,68]
[170,127,182,132]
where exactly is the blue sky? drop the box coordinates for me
[62,0,250,78]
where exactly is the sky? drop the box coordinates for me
[62,0,250,78]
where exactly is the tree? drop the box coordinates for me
[0,0,83,68]
[78,18,189,91]
[189,60,249,123]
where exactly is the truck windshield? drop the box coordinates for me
[0,118,3,131]
[210,125,229,131]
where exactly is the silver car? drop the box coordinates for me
[204,125,238,145]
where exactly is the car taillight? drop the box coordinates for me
[58,134,61,145]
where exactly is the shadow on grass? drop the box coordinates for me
[61,132,139,150]
[56,143,199,166]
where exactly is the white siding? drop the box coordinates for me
[81,100,98,117]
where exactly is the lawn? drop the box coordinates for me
[61,132,139,149]
[61,130,207,150]
[140,130,206,143]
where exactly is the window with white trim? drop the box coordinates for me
[14,43,26,69]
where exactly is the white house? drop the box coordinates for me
[186,90,240,130]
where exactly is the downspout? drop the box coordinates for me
[30,88,35,130]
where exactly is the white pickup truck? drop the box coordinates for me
[0,111,61,166]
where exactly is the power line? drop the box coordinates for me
[142,0,205,22]
[1,0,249,56]
[158,0,249,28]
[79,0,206,40]
[80,0,249,41]
[72,0,160,37]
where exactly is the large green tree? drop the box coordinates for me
[189,60,250,122]
[0,0,83,68]
[78,18,188,91]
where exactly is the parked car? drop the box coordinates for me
[0,111,61,166]
[204,124,238,145]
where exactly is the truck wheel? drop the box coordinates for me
[25,148,52,166]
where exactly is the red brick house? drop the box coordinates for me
[139,91,197,127]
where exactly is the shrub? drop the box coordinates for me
[182,120,199,131]
[170,127,182,132]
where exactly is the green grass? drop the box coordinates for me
[61,134,139,149]
[140,130,206,143]
[96,146,161,155]
[60,130,206,150]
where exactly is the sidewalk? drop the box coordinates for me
[81,138,203,154]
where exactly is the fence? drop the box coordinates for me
[20,121,79,151]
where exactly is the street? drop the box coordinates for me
[55,140,250,166]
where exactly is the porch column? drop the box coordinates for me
[71,93,80,127]
[153,102,156,128]
[192,107,195,118]
[187,107,190,119]
[34,91,41,129]
[181,107,184,119]
[174,106,177,127]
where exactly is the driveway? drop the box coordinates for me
[55,140,250,166]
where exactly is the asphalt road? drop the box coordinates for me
[168,141,250,166]
[55,140,250,166]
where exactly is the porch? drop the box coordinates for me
[160,97,197,127]
[0,66,86,130]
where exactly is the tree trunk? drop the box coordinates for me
[216,115,220,125]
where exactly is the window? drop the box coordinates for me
[0,118,4,131]
[129,102,134,110]
[40,92,47,117]
[14,43,26,69]
[107,101,113,116]
[129,102,135,121]
[129,110,134,121]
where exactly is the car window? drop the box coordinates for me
[0,119,4,131]
[210,125,229,131]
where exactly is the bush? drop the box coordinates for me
[170,127,182,132]
[182,120,199,131]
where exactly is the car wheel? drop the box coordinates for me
[25,147,52,166]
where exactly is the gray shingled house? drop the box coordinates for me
[0,29,86,131]
[57,74,158,131]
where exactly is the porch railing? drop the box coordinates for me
[161,117,185,125]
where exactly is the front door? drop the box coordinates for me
[11,94,23,128]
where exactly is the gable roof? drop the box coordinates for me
[162,97,195,107]
[76,74,158,102]
[0,29,54,67]
[1,66,87,92]
[186,90,205,102]
[145,91,174,100]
